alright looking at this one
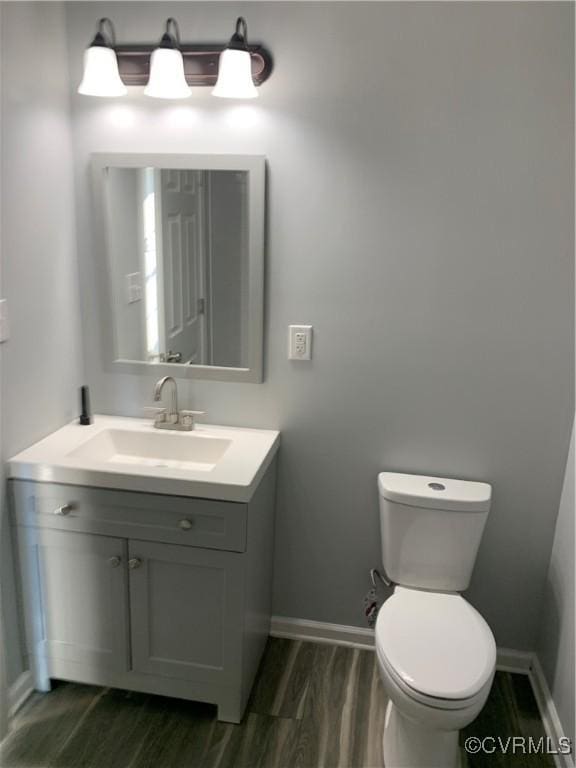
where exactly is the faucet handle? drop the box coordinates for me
[144,406,167,426]
[179,410,205,429]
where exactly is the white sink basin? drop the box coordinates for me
[8,416,280,502]
[67,429,232,472]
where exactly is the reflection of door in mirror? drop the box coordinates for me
[156,169,207,365]
[106,166,249,369]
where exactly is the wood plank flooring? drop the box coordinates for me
[0,638,555,768]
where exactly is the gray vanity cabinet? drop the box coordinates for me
[10,462,276,723]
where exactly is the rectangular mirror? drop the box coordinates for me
[93,154,265,382]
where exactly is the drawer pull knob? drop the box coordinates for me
[54,504,73,516]
[108,556,121,568]
[179,519,193,531]
[128,558,142,570]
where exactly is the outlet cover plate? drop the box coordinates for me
[288,324,313,360]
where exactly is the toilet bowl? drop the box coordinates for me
[375,586,496,768]
[376,472,495,768]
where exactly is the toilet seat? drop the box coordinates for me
[375,587,496,706]
[376,642,493,712]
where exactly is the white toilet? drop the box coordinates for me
[375,472,496,768]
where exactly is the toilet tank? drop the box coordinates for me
[378,472,492,592]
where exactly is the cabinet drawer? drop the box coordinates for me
[11,480,246,553]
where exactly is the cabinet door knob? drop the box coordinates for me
[108,556,121,568]
[54,504,73,516]
[179,519,193,531]
[128,558,142,570]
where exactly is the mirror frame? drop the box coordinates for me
[92,153,265,383]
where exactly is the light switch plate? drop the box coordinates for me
[288,324,313,360]
[126,272,142,304]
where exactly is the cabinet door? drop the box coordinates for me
[26,528,129,674]
[128,540,243,685]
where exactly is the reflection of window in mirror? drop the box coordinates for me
[107,167,249,369]
[142,168,159,361]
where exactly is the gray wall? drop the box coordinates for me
[66,1,574,651]
[0,1,83,686]
[538,418,575,746]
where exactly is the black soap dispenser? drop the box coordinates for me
[79,385,93,425]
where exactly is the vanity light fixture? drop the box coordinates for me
[78,18,272,99]
[78,18,127,97]
[144,18,191,100]
[212,18,258,99]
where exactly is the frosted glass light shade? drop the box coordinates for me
[144,48,191,99]
[212,49,258,99]
[78,46,127,97]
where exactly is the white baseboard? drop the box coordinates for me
[271,617,537,671]
[529,655,575,768]
[495,646,533,673]
[271,615,375,649]
[8,670,33,718]
[271,615,574,768]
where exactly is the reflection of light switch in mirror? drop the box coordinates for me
[126,272,142,304]
[0,299,8,343]
[289,325,313,360]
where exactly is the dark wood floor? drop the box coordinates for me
[0,638,554,768]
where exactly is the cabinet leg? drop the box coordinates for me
[32,657,51,693]
[217,692,245,724]
[35,676,51,693]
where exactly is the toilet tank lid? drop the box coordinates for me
[378,472,491,512]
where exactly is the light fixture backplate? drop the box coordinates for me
[116,44,272,87]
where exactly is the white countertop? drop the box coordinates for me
[7,415,280,503]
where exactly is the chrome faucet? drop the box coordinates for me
[146,377,205,431]
[154,376,179,424]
